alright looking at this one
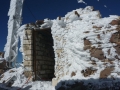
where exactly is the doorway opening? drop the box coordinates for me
[33,28,55,81]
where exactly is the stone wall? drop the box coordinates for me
[23,29,33,78]
[23,29,55,80]
[22,7,120,87]
[51,8,120,86]
[34,30,55,80]
[51,26,68,86]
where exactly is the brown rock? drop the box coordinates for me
[116,25,120,31]
[102,31,105,34]
[0,69,4,75]
[104,59,109,62]
[93,26,102,30]
[114,45,120,55]
[84,38,92,50]
[9,70,15,73]
[93,26,102,28]
[107,49,110,55]
[58,16,61,20]
[0,60,7,69]
[75,11,80,17]
[71,72,76,77]
[110,61,113,64]
[84,38,91,45]
[97,34,101,39]
[110,32,120,43]
[84,45,91,50]
[104,59,114,64]
[83,31,90,33]
[90,60,97,66]
[90,48,105,60]
[81,68,97,77]
[110,20,120,25]
[116,42,120,45]
[100,67,114,79]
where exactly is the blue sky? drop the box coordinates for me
[0,0,120,63]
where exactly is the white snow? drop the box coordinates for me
[51,6,120,84]
[104,5,107,8]
[17,25,27,63]
[1,3,120,89]
[40,19,53,29]
[0,65,55,90]
[0,58,5,61]
[4,0,24,67]
[56,17,66,27]
[77,0,87,4]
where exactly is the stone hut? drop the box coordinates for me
[21,6,120,86]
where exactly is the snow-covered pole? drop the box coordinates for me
[4,0,24,68]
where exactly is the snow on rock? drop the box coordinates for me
[2,5,120,89]
[56,17,66,27]
[28,81,55,90]
[0,65,26,89]
[0,65,55,90]
[40,18,53,29]
[51,6,120,87]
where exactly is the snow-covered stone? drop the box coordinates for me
[51,6,120,86]
[2,6,120,90]
[19,6,120,87]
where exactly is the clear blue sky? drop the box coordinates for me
[0,0,120,63]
